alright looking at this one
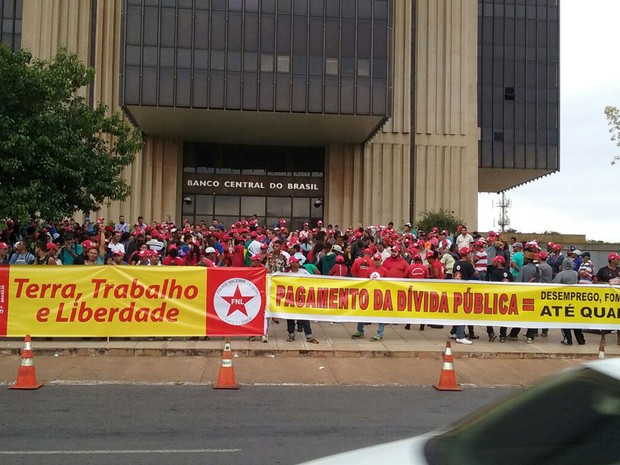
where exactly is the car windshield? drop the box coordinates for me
[425,367,620,465]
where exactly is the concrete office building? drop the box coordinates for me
[1,0,559,231]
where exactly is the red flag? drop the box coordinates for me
[206,268,266,336]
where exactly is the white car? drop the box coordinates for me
[299,358,620,465]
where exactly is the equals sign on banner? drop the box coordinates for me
[522,298,535,311]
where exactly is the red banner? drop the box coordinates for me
[0,266,266,338]
[0,266,8,336]
[206,267,266,336]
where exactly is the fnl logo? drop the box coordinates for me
[213,278,262,326]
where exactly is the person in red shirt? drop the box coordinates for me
[350,248,373,278]
[368,253,389,279]
[249,254,265,268]
[232,238,246,267]
[328,255,349,276]
[405,253,430,330]
[350,253,389,341]
[220,235,234,266]
[407,254,429,279]
[382,243,409,278]
[426,250,445,279]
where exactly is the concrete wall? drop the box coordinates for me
[21,0,180,225]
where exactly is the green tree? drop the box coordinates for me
[604,105,620,164]
[415,208,464,235]
[0,45,143,223]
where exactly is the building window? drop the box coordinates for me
[260,54,274,72]
[326,57,338,75]
[358,59,370,77]
[277,55,290,73]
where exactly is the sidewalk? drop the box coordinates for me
[1,323,617,386]
[1,322,617,358]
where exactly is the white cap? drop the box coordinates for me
[205,247,216,254]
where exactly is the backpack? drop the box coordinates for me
[11,252,34,265]
[528,266,541,283]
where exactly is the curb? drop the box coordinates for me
[0,346,610,360]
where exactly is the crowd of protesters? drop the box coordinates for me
[1,215,618,346]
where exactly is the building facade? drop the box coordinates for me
[2,0,559,231]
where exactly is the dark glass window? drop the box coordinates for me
[478,0,559,173]
[122,0,391,118]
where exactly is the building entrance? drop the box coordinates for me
[182,143,324,231]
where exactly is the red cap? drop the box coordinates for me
[539,251,548,260]
[288,256,300,264]
[335,255,345,263]
[0,242,9,249]
[372,253,382,261]
[82,240,95,250]
[459,247,470,256]
[363,248,372,255]
[608,252,620,261]
[250,254,262,261]
[492,255,505,264]
[46,242,59,251]
[426,250,436,259]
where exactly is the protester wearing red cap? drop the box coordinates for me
[249,253,264,267]
[0,241,10,264]
[351,248,374,278]
[596,252,620,284]
[327,254,348,276]
[350,254,389,341]
[382,243,409,278]
[488,255,514,342]
[546,243,565,278]
[426,250,444,279]
[34,239,59,265]
[111,250,126,265]
[406,253,428,280]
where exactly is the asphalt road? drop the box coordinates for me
[0,385,517,465]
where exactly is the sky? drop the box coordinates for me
[477,0,620,243]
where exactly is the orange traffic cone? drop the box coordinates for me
[9,335,43,390]
[433,341,462,391]
[213,338,240,390]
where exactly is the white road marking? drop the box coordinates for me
[0,449,241,455]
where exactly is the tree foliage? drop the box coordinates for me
[604,105,620,165]
[415,208,465,234]
[0,45,143,223]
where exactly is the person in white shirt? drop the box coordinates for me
[107,231,125,256]
[455,226,474,250]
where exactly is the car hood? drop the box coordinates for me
[297,433,435,465]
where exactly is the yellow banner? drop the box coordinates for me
[268,274,620,329]
[7,267,207,337]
